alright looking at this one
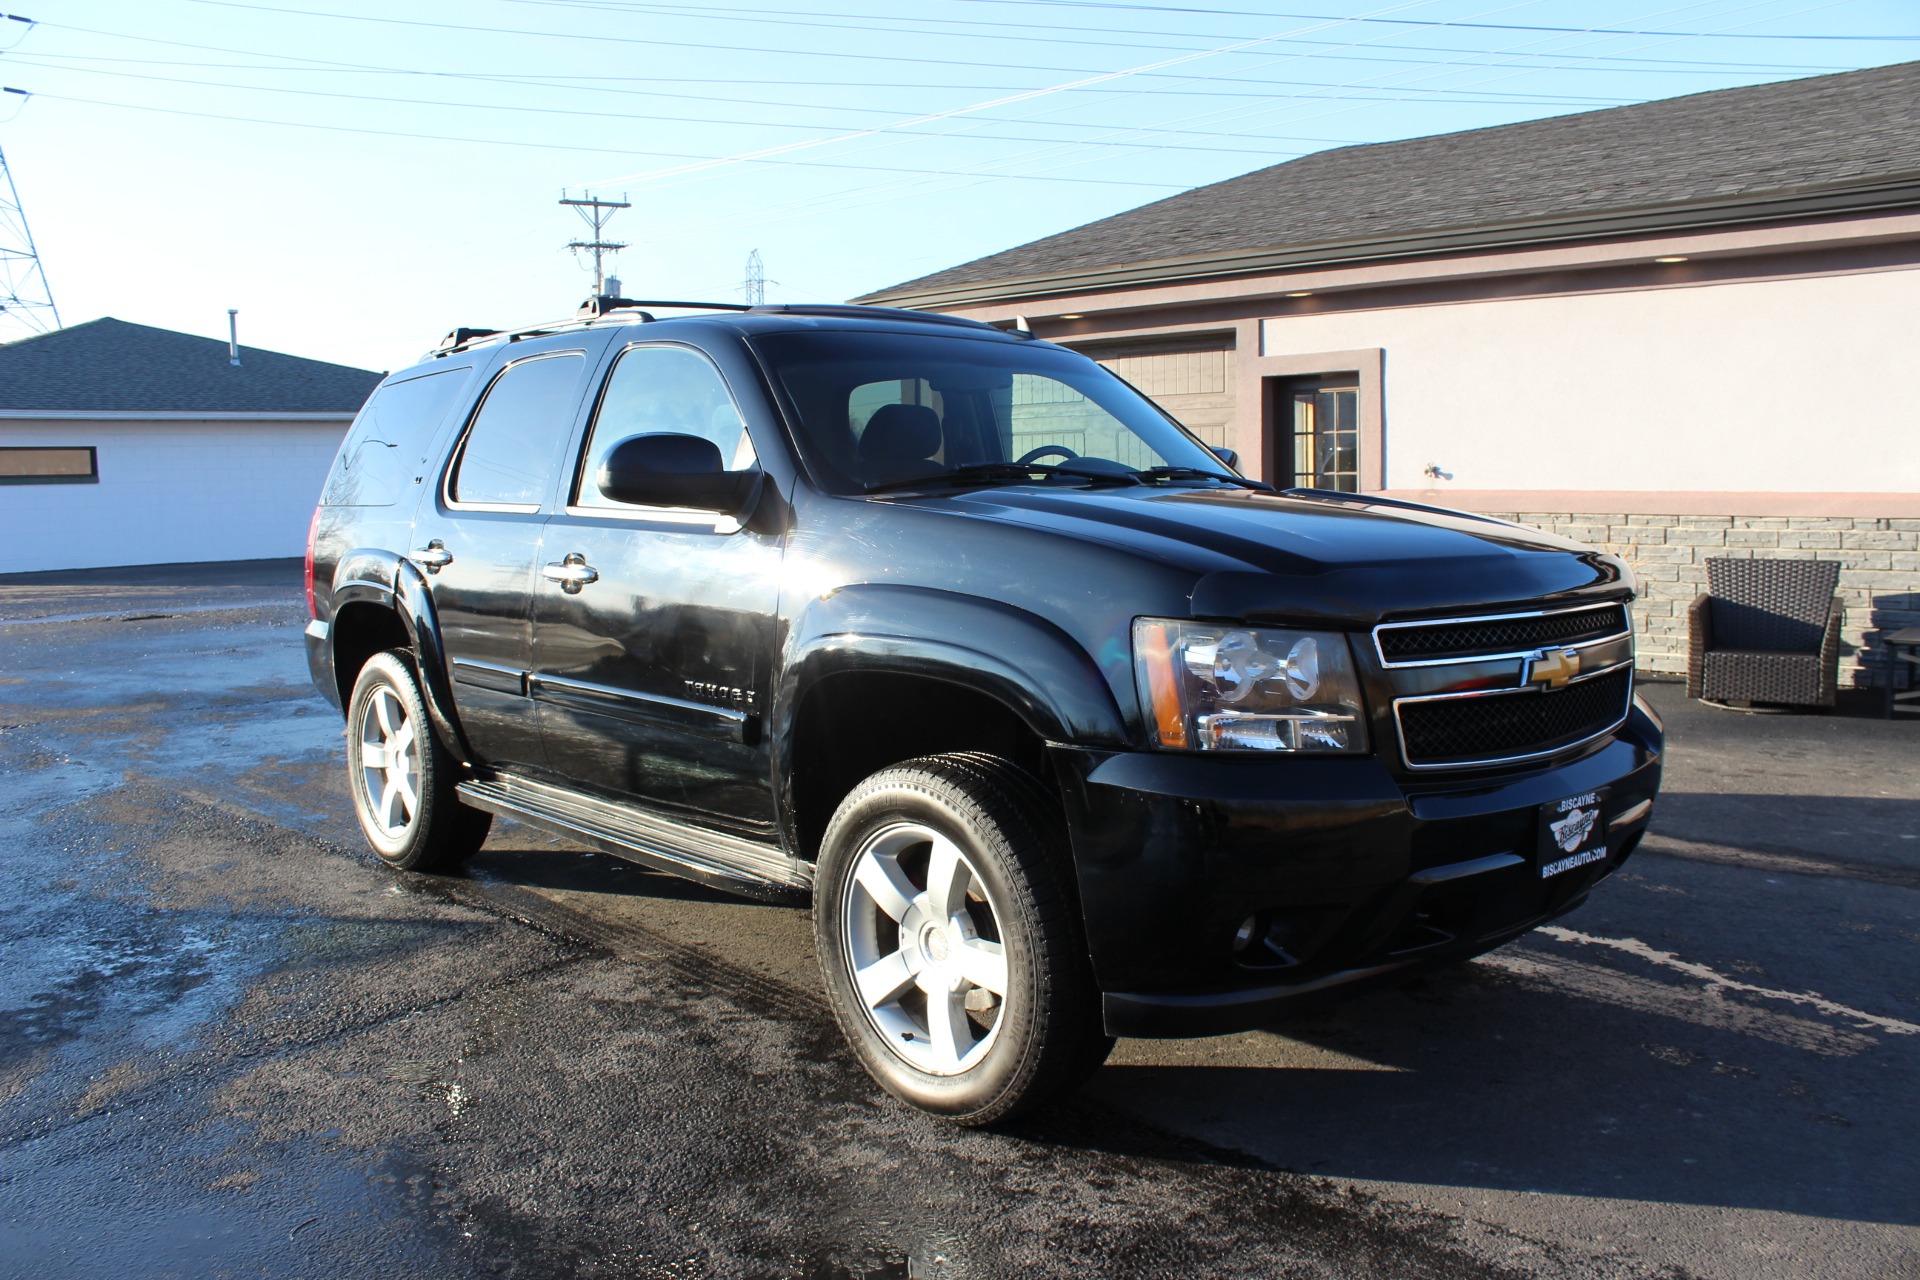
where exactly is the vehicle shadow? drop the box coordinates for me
[462,841,791,910]
[1069,949,1917,1225]
[1646,791,1920,885]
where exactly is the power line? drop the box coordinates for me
[35,15,1852,98]
[9,52,1386,144]
[580,0,1513,188]
[31,92,1195,187]
[2,56,1634,142]
[587,0,1559,213]
[170,0,1904,84]
[490,0,1899,60]
[31,21,1853,78]
[943,0,1920,40]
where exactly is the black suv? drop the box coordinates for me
[306,299,1662,1124]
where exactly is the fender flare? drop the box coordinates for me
[328,549,475,764]
[770,585,1132,842]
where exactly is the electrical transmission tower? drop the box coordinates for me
[559,190,629,296]
[0,132,61,339]
[743,249,766,306]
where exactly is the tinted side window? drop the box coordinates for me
[573,345,756,509]
[324,368,470,507]
[451,353,586,508]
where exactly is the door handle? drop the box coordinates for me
[413,541,453,572]
[542,553,600,594]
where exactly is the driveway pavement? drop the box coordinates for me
[1,560,1914,1279]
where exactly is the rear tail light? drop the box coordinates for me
[304,507,321,618]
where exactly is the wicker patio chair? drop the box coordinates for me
[1687,558,1843,707]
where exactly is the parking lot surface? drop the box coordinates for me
[1,560,1914,1279]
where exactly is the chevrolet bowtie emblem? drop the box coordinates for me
[1524,648,1581,690]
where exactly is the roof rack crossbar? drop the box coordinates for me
[745,303,999,331]
[577,295,753,319]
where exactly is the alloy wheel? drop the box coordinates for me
[841,821,1010,1076]
[357,684,421,840]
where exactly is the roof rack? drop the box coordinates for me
[430,296,1003,358]
[576,295,753,319]
[743,302,997,331]
[435,326,501,352]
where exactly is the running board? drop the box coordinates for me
[457,775,812,903]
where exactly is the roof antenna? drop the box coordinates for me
[227,309,241,367]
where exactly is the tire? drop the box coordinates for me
[814,753,1113,1125]
[344,650,491,872]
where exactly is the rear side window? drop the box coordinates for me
[450,352,586,509]
[323,368,471,507]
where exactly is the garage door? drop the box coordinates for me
[1093,347,1235,450]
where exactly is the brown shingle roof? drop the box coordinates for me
[0,318,382,414]
[860,59,1920,304]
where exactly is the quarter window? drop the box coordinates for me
[326,368,469,507]
[574,345,755,509]
[0,446,97,485]
[450,352,586,508]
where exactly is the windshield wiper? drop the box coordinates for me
[1132,466,1274,491]
[865,462,1140,494]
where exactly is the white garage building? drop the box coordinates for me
[0,318,381,574]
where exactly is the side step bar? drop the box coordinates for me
[457,774,813,903]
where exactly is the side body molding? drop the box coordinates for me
[328,548,475,765]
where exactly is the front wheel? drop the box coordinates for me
[345,650,491,871]
[814,754,1111,1125]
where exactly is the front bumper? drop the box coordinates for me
[1052,700,1663,1038]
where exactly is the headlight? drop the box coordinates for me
[1133,619,1368,753]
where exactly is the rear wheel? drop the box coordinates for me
[814,753,1111,1125]
[345,650,491,871]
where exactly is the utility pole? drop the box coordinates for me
[743,249,765,306]
[559,190,629,296]
[0,91,61,339]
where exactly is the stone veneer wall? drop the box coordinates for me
[1484,513,1920,687]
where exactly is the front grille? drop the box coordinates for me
[1378,604,1629,664]
[1398,666,1632,768]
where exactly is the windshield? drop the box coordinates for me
[751,330,1232,494]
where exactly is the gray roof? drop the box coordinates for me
[0,317,383,414]
[862,59,1920,305]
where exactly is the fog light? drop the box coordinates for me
[1232,916,1259,952]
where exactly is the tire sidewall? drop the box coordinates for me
[815,776,1046,1119]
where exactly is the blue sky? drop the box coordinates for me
[1,0,1915,371]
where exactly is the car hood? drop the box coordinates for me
[912,486,1629,625]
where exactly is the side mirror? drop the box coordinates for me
[1210,446,1241,471]
[597,433,756,513]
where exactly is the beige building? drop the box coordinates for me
[859,61,1920,687]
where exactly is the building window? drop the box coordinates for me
[1287,385,1358,492]
[0,446,98,485]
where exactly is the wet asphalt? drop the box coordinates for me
[0,560,1914,1280]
